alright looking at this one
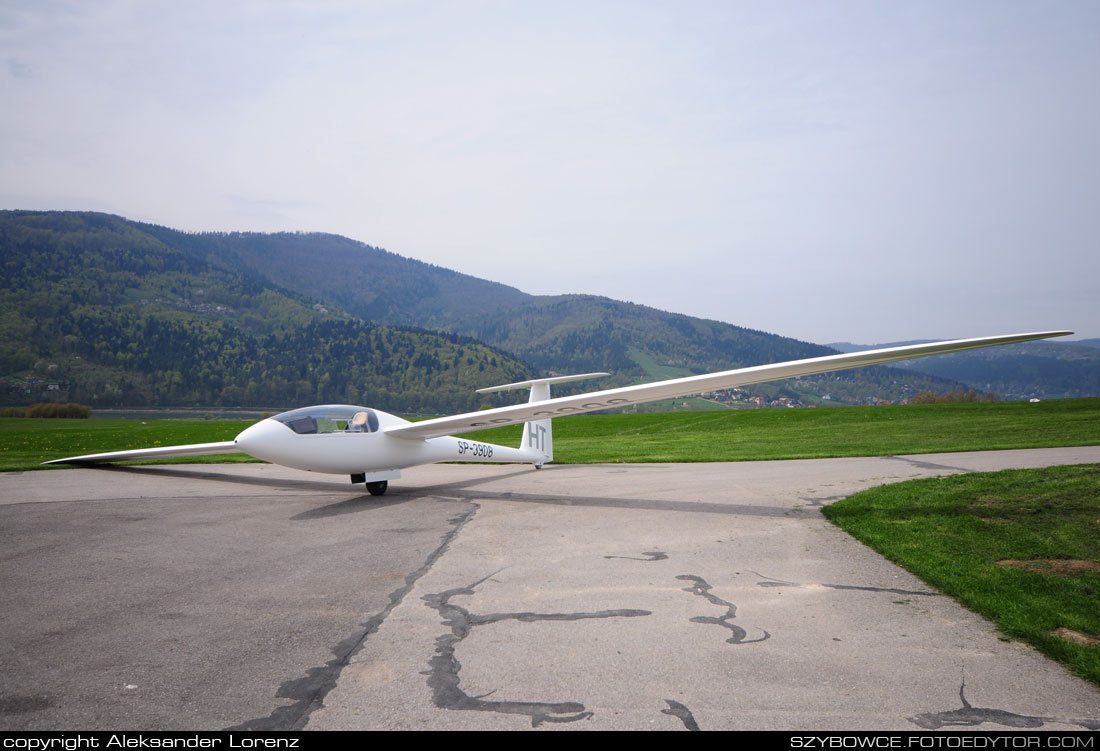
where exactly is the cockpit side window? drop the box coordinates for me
[272,406,380,435]
[284,416,318,435]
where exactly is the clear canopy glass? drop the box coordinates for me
[270,405,380,435]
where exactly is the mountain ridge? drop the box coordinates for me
[129,217,966,404]
[6,210,1088,409]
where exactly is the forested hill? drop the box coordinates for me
[136,224,530,328]
[138,220,821,374]
[131,215,962,403]
[4,211,977,409]
[3,211,969,408]
[1,211,534,411]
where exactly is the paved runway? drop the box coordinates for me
[2,447,1099,731]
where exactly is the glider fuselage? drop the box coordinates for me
[234,406,533,476]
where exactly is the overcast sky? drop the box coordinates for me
[2,1,1097,344]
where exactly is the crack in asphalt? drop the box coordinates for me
[422,571,651,727]
[909,682,1100,730]
[661,699,700,731]
[676,574,769,645]
[228,500,479,731]
[604,550,669,561]
[748,570,940,597]
[820,583,940,596]
[416,486,804,517]
[882,456,970,473]
[798,494,849,509]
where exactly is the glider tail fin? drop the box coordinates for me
[476,372,609,467]
[523,381,553,466]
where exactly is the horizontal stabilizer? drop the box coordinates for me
[43,441,242,465]
[476,372,610,394]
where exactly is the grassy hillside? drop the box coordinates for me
[132,216,965,404]
[1,211,535,411]
[136,224,530,326]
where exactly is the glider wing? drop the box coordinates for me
[383,331,1072,440]
[44,441,242,465]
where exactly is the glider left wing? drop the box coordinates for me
[43,441,242,465]
[383,331,1072,441]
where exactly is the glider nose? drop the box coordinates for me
[234,418,289,461]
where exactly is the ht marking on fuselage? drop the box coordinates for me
[528,423,547,452]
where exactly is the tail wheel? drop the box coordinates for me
[366,480,388,496]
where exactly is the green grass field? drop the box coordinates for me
[0,417,247,471]
[3,398,1099,471]
[479,398,1100,463]
[626,346,695,379]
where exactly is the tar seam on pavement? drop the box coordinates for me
[229,499,478,731]
[748,570,941,597]
[603,550,669,561]
[661,699,701,731]
[908,682,1100,730]
[422,570,652,727]
[676,574,770,645]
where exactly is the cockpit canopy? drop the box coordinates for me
[271,405,380,435]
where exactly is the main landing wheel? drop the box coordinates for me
[366,480,388,496]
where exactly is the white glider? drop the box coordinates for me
[45,331,1071,494]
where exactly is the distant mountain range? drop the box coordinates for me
[3,210,1092,411]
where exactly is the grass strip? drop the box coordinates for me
[3,398,1099,472]
[501,398,1100,464]
[0,418,252,471]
